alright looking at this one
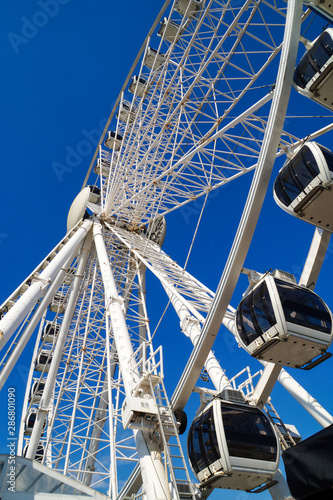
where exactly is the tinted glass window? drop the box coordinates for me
[296,148,319,188]
[193,416,206,473]
[274,147,319,206]
[294,31,333,88]
[280,167,301,203]
[253,283,275,333]
[237,282,276,346]
[275,279,332,333]
[311,31,333,67]
[237,298,258,346]
[294,55,317,88]
[188,407,221,475]
[320,147,333,174]
[201,407,220,467]
[222,404,277,462]
[274,176,290,207]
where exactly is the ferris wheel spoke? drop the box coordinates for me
[100,0,292,226]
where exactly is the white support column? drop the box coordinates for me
[0,256,71,390]
[0,220,93,351]
[277,368,333,428]
[93,221,139,394]
[26,227,94,459]
[93,221,170,500]
[251,363,283,408]
[299,227,331,289]
[165,286,231,393]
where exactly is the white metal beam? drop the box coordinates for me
[171,0,303,410]
[0,220,93,351]
[26,227,94,459]
[299,227,331,289]
[93,221,170,500]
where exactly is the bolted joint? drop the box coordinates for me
[181,315,200,335]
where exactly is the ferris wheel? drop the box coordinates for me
[1,0,333,499]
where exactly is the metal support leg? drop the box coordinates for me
[93,221,171,500]
[26,227,93,459]
[0,220,93,351]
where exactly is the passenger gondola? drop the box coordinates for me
[42,322,59,343]
[35,351,53,373]
[23,443,45,462]
[293,28,333,111]
[94,157,111,177]
[129,76,148,98]
[104,131,123,150]
[175,0,203,17]
[158,18,184,43]
[144,47,166,70]
[117,101,136,124]
[49,293,66,314]
[29,380,45,403]
[273,142,333,231]
[25,411,46,435]
[236,270,333,369]
[303,0,333,24]
[187,396,279,491]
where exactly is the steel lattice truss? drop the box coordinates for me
[99,0,301,228]
[18,235,154,490]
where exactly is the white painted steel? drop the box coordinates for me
[93,221,170,500]
[26,229,94,460]
[277,368,333,428]
[93,221,140,394]
[2,0,333,498]
[0,258,71,391]
[172,0,303,410]
[0,220,92,351]
[299,227,331,288]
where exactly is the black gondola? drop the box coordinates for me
[273,142,333,231]
[129,76,148,98]
[23,443,45,462]
[187,397,279,491]
[303,0,333,24]
[144,47,166,70]
[29,380,45,402]
[293,28,333,111]
[104,131,123,150]
[175,0,203,17]
[158,18,184,44]
[236,270,333,369]
[25,411,46,435]
[42,322,59,343]
[35,351,52,373]
[117,101,136,124]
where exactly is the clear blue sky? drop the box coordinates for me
[1,2,333,500]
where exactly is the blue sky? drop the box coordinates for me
[1,2,333,499]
